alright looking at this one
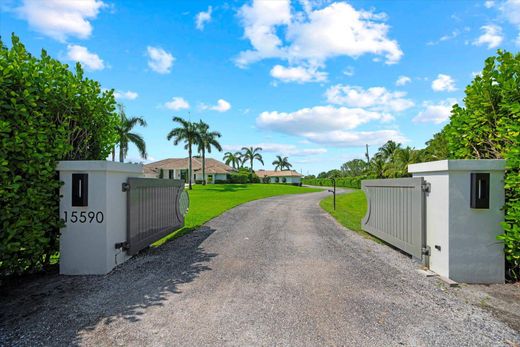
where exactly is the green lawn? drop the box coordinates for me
[319,189,381,243]
[154,184,322,246]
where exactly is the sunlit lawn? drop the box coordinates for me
[154,183,322,246]
[320,189,381,243]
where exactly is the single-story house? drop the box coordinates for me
[256,169,303,184]
[144,157,235,183]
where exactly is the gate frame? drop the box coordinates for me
[361,177,429,262]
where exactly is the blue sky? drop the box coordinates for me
[1,0,519,175]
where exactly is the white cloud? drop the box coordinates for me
[500,0,520,26]
[257,105,386,134]
[66,44,104,70]
[431,74,457,92]
[223,143,327,156]
[201,99,231,112]
[164,97,190,110]
[473,25,503,49]
[304,129,406,147]
[270,64,327,83]
[195,6,212,30]
[256,104,406,147]
[236,0,403,79]
[146,46,174,74]
[16,0,105,41]
[395,76,411,86]
[413,98,457,124]
[114,90,138,100]
[485,1,495,8]
[325,84,414,112]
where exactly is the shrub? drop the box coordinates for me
[229,173,249,184]
[281,177,287,183]
[0,35,119,277]
[444,50,520,280]
[302,177,363,189]
[262,175,270,184]
[214,179,228,184]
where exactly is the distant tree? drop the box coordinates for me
[167,117,201,190]
[340,159,368,177]
[196,120,222,185]
[223,151,242,169]
[114,103,147,162]
[423,130,449,161]
[378,140,401,162]
[272,155,292,171]
[241,146,264,175]
[369,154,386,178]
[317,171,328,179]
[326,169,343,178]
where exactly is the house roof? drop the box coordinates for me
[144,157,236,175]
[256,169,303,177]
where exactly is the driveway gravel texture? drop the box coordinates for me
[1,190,519,346]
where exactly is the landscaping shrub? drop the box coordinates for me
[444,50,520,280]
[229,173,249,184]
[302,177,363,189]
[261,175,270,184]
[0,35,119,277]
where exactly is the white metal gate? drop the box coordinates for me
[361,177,428,260]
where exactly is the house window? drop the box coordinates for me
[168,170,174,179]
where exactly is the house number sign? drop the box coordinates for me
[63,211,104,224]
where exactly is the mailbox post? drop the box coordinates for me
[57,161,144,275]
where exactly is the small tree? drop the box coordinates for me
[272,155,292,171]
[196,120,222,185]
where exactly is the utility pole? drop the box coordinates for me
[365,144,370,163]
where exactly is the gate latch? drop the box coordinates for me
[115,242,129,250]
[421,246,431,256]
[122,182,130,192]
[421,182,431,193]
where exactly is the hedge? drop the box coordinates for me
[302,177,363,189]
[0,35,118,277]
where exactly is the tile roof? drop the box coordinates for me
[256,169,303,177]
[144,157,236,175]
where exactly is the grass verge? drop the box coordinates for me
[319,189,382,243]
[153,183,322,247]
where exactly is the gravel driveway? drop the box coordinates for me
[1,190,519,346]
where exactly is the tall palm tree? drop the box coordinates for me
[223,151,242,169]
[114,103,147,162]
[272,155,292,171]
[241,146,264,174]
[167,117,200,190]
[196,120,222,185]
[378,140,401,162]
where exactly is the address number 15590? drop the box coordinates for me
[63,211,104,224]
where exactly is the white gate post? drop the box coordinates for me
[408,159,506,283]
[57,161,144,275]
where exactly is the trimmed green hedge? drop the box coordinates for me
[0,35,118,277]
[303,177,363,189]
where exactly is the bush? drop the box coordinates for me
[262,175,270,184]
[444,50,520,280]
[214,179,228,184]
[0,35,119,277]
[281,177,287,183]
[302,177,363,189]
[229,173,249,184]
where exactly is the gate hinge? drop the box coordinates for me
[122,182,130,192]
[115,241,129,250]
[421,182,431,193]
[421,246,431,256]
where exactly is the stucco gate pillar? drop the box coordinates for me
[57,161,144,275]
[408,159,506,284]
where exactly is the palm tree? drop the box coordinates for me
[241,146,264,174]
[167,117,200,190]
[272,155,292,171]
[379,140,401,162]
[114,104,147,162]
[196,120,222,185]
[223,151,242,169]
